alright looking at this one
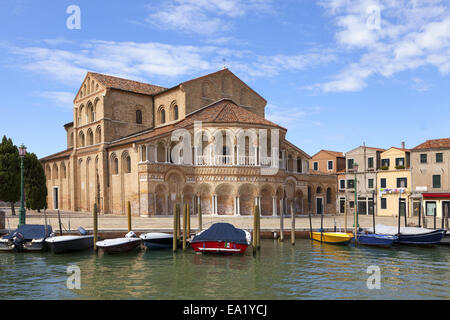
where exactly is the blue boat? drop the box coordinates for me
[355,233,398,247]
[373,225,446,246]
[397,229,446,245]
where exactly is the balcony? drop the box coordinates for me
[193,155,285,169]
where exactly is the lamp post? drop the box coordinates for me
[18,144,27,226]
[353,163,359,237]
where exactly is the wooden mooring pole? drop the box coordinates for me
[93,203,98,252]
[57,210,63,236]
[173,203,178,252]
[183,204,187,251]
[198,197,202,232]
[308,212,313,240]
[445,205,449,230]
[127,201,132,232]
[187,203,191,238]
[256,204,260,250]
[279,199,284,242]
[176,204,181,245]
[290,203,295,245]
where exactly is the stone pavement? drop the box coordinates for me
[1,209,444,232]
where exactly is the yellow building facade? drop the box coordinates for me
[377,147,412,217]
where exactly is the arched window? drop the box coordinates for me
[125,156,131,173]
[141,145,147,162]
[111,156,119,175]
[61,163,67,179]
[136,110,142,124]
[327,188,332,204]
[173,105,179,120]
[95,126,101,144]
[160,108,166,124]
[78,105,84,126]
[52,164,59,180]
[79,131,85,147]
[70,132,74,148]
[87,129,94,145]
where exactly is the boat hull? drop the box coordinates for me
[97,239,142,254]
[439,234,450,245]
[396,230,446,245]
[311,232,353,244]
[355,234,397,247]
[140,233,173,250]
[190,241,249,254]
[46,236,94,254]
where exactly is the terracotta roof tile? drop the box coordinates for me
[110,99,284,147]
[40,148,73,162]
[413,138,450,150]
[312,150,345,158]
[89,72,167,96]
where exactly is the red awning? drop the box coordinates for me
[422,193,450,198]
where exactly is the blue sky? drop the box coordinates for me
[1,0,450,158]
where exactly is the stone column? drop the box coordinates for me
[154,144,158,163]
[280,198,284,217]
[214,194,218,215]
[165,194,169,215]
[237,196,240,215]
[164,146,168,163]
[273,196,277,216]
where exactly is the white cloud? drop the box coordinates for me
[37,91,75,110]
[266,104,322,128]
[313,0,450,92]
[8,40,335,86]
[146,0,274,35]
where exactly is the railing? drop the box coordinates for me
[238,156,257,166]
[215,155,233,166]
[191,155,293,170]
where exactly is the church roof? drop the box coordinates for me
[89,72,167,96]
[40,148,73,162]
[110,99,285,148]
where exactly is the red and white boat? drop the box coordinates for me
[190,223,252,254]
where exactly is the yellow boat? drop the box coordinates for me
[311,232,354,244]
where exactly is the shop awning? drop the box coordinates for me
[422,193,450,198]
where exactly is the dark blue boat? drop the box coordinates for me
[397,229,446,245]
[0,224,53,252]
[374,225,446,246]
[355,233,398,247]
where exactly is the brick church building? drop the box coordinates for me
[40,69,336,217]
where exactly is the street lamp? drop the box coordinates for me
[18,144,27,226]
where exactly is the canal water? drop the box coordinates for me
[1,240,449,300]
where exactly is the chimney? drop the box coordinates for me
[401,141,405,149]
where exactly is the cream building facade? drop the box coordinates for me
[377,147,412,217]
[41,69,337,217]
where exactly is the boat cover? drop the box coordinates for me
[2,224,53,240]
[370,224,438,235]
[191,223,248,245]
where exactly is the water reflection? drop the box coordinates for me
[0,240,449,300]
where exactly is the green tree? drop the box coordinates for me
[0,136,20,215]
[24,152,47,212]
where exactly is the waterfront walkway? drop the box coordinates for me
[1,209,446,233]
